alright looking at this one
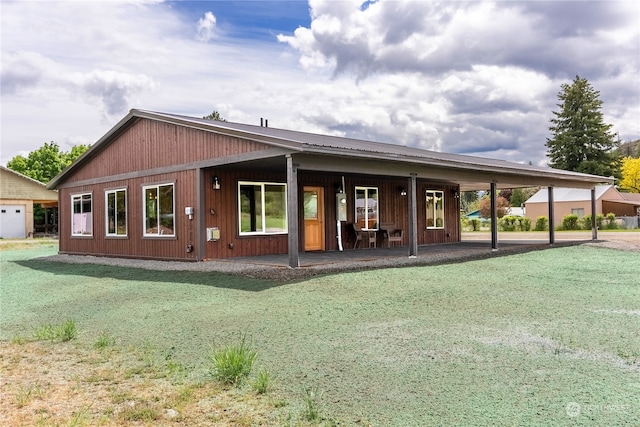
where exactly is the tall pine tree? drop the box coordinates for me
[546,75,618,177]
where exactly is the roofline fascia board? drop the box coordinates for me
[47,112,139,189]
[297,147,613,186]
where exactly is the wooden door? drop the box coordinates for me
[304,186,325,251]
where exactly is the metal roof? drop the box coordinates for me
[48,109,615,190]
[525,185,613,203]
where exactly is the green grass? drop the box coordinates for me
[1,244,639,425]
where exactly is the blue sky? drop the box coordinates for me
[1,0,639,169]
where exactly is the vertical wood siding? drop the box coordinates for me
[59,170,198,260]
[57,118,461,261]
[64,119,271,184]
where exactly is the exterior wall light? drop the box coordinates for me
[399,187,407,196]
[212,176,220,190]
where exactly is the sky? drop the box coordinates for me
[1,0,639,168]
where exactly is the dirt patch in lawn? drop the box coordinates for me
[0,340,291,427]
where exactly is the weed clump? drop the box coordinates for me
[208,334,257,385]
[33,319,77,342]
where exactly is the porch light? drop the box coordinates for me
[452,189,460,198]
[212,176,220,190]
[399,187,407,196]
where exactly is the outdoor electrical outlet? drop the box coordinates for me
[186,244,193,253]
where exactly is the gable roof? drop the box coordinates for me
[0,166,58,202]
[525,185,618,204]
[48,109,614,191]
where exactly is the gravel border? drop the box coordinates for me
[35,239,639,282]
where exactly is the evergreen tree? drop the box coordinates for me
[202,110,226,121]
[546,75,618,177]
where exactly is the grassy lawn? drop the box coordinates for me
[1,243,639,425]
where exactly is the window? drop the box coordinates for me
[426,190,445,229]
[71,193,93,236]
[143,183,174,236]
[571,208,585,217]
[355,186,378,230]
[106,188,127,236]
[239,182,287,235]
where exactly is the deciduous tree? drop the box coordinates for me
[478,195,509,219]
[619,157,640,193]
[6,142,90,183]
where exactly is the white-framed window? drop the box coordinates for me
[426,190,445,229]
[355,186,378,230]
[571,208,585,217]
[143,183,175,237]
[71,193,93,236]
[106,188,127,236]
[238,181,287,235]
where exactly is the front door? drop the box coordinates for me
[304,186,325,251]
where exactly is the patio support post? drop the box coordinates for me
[286,154,300,268]
[408,173,418,257]
[490,181,498,251]
[548,186,555,244]
[591,187,598,240]
[196,167,205,261]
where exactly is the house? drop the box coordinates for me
[0,166,58,238]
[524,185,640,228]
[47,109,612,266]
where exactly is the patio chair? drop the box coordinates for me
[380,222,403,248]
[352,223,377,249]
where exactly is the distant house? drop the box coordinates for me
[524,185,640,228]
[0,166,58,238]
[47,110,611,266]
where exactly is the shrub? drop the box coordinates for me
[534,216,548,231]
[499,215,517,231]
[208,334,257,385]
[518,217,531,231]
[605,212,618,229]
[562,214,579,230]
[580,214,592,230]
[470,218,481,231]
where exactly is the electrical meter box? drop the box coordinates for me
[336,193,347,222]
[207,227,220,241]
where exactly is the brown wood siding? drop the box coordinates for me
[417,182,460,245]
[204,170,289,259]
[201,171,461,259]
[59,170,198,260]
[64,119,272,184]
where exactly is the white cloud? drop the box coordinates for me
[196,11,217,42]
[1,0,638,170]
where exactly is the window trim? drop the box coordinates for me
[355,186,379,230]
[237,181,288,236]
[142,182,175,238]
[426,190,445,229]
[71,192,93,237]
[105,187,128,237]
